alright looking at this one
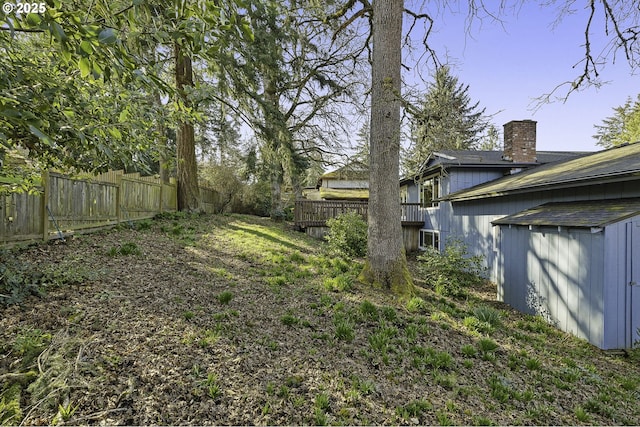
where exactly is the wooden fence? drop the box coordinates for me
[0,170,220,247]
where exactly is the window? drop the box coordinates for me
[419,176,440,208]
[419,229,440,250]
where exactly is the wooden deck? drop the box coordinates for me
[294,200,423,228]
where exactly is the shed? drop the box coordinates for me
[492,198,640,349]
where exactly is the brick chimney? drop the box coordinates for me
[503,120,537,163]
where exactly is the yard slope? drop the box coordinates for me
[1,213,639,425]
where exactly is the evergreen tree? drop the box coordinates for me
[405,66,487,175]
[593,94,640,148]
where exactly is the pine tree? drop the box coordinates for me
[593,94,640,148]
[405,66,487,175]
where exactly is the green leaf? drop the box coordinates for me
[108,127,122,140]
[133,0,144,5]
[78,57,91,78]
[28,125,52,145]
[25,13,42,26]
[98,28,117,44]
[51,21,67,42]
[80,40,93,55]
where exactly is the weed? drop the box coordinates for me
[368,331,390,354]
[433,372,457,389]
[281,314,300,326]
[463,316,494,334]
[620,377,638,391]
[289,251,306,263]
[107,242,141,256]
[525,358,541,370]
[55,401,78,423]
[217,291,233,305]
[205,373,222,400]
[315,392,330,411]
[473,305,502,327]
[381,306,398,322]
[183,311,195,321]
[461,344,477,357]
[262,402,271,415]
[323,275,352,292]
[405,324,418,342]
[351,375,375,395]
[583,398,614,418]
[396,399,432,421]
[574,405,590,422]
[487,375,512,403]
[359,300,379,319]
[277,385,289,399]
[406,296,427,313]
[473,415,495,425]
[198,329,219,348]
[413,347,454,371]
[266,382,276,395]
[334,318,355,342]
[477,338,499,360]
[437,411,454,426]
[0,255,46,306]
[314,408,328,426]
[267,275,287,286]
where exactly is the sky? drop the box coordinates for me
[403,1,639,152]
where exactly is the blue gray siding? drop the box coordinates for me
[497,225,606,347]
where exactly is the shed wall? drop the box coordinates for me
[602,217,640,349]
[498,225,606,348]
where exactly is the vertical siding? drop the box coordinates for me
[603,217,640,349]
[498,225,606,348]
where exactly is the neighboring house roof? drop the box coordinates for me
[400,150,586,185]
[441,142,640,202]
[492,198,640,228]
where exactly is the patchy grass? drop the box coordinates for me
[0,214,638,425]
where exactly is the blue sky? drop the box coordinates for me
[403,1,639,152]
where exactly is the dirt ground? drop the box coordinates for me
[1,214,639,426]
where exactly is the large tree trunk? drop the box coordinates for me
[270,161,285,220]
[360,0,414,297]
[175,43,201,212]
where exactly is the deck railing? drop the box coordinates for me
[294,200,423,228]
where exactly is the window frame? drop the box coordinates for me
[419,229,440,251]
[419,175,440,208]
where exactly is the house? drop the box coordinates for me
[404,120,640,349]
[314,161,369,200]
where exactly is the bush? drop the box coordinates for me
[325,211,367,258]
[417,238,487,298]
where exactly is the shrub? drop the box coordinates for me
[325,211,367,258]
[417,238,487,297]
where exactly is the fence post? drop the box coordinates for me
[116,174,122,225]
[41,170,49,242]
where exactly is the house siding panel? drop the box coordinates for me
[498,226,606,347]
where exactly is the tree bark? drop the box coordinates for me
[360,0,414,297]
[175,43,201,212]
